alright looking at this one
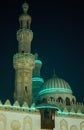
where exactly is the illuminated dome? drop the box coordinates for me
[39,75,72,95]
[38,75,76,106]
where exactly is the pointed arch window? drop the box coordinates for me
[66,97,70,105]
[56,97,63,103]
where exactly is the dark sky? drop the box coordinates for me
[0,0,84,103]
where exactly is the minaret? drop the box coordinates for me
[32,53,44,103]
[13,2,35,106]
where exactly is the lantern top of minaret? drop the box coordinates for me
[22,2,29,14]
[19,2,31,29]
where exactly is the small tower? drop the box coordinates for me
[32,53,44,103]
[13,2,35,106]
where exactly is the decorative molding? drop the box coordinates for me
[0,113,6,130]
[11,120,21,130]
[23,116,32,130]
[70,125,78,130]
[60,119,68,130]
[80,121,84,130]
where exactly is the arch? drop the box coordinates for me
[42,98,47,103]
[80,121,84,130]
[56,97,63,103]
[70,125,78,130]
[60,119,68,130]
[65,97,70,105]
[11,120,21,130]
[49,97,55,102]
[23,116,32,130]
[0,113,6,130]
[72,98,75,104]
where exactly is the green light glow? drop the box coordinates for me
[32,77,44,83]
[57,111,84,116]
[39,88,72,95]
[35,60,42,64]
[35,105,61,111]
[0,104,84,116]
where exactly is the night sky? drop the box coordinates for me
[0,0,84,103]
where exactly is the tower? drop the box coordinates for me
[13,2,35,106]
[32,53,44,103]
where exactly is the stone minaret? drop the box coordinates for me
[13,2,35,106]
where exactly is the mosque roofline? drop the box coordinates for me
[35,103,61,111]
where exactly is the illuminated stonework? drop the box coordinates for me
[0,1,84,130]
[13,2,35,106]
[13,53,35,106]
[17,29,33,53]
[0,100,84,130]
[60,119,68,130]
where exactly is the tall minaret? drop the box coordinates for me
[13,2,35,106]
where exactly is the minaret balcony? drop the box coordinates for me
[13,53,35,70]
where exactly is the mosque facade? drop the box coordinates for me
[0,2,84,130]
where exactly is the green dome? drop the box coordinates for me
[39,76,72,95]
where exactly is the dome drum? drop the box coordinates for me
[39,93,76,105]
[38,76,76,106]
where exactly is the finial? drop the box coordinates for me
[22,2,29,14]
[53,68,57,77]
[35,53,38,60]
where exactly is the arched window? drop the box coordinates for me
[42,98,47,103]
[49,97,55,102]
[56,97,63,103]
[72,98,75,104]
[66,97,70,105]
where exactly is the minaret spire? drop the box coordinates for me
[13,2,35,106]
[17,2,33,53]
[22,2,29,14]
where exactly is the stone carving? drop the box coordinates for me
[70,125,78,130]
[80,121,84,130]
[0,113,6,130]
[60,119,68,130]
[11,120,21,130]
[23,116,32,130]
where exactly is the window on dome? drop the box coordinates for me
[49,97,55,102]
[66,97,70,105]
[72,98,75,104]
[56,97,63,103]
[42,98,47,103]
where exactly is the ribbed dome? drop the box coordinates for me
[39,76,72,95]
